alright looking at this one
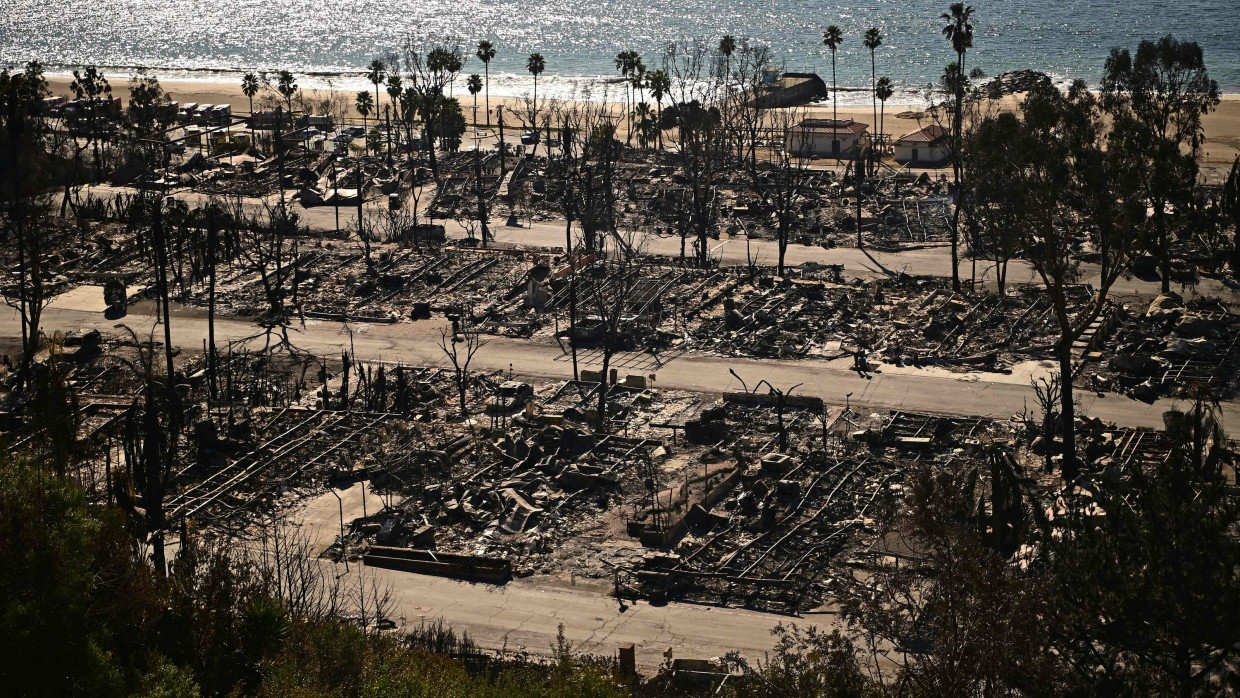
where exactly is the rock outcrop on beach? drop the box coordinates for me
[984,69,1053,96]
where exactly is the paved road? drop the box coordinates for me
[270,482,809,671]
[79,184,1238,301]
[18,298,1220,432]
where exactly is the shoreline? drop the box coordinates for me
[42,74,1240,180]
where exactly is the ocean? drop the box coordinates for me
[1,0,1236,105]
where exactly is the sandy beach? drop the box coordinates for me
[44,75,1240,181]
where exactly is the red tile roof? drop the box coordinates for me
[794,118,870,136]
[895,123,950,144]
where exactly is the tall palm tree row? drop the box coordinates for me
[822,26,844,157]
[863,27,883,169]
[476,40,496,125]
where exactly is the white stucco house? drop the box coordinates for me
[893,124,951,166]
[784,118,869,158]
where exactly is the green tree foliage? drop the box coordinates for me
[965,111,1032,295]
[1102,35,1221,293]
[132,656,200,698]
[719,625,876,697]
[0,458,153,697]
[842,462,1059,695]
[436,97,467,152]
[1047,401,1240,695]
[127,70,170,140]
[261,622,627,697]
[966,78,1142,479]
[0,454,635,697]
[28,342,80,475]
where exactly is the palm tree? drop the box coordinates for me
[822,26,844,157]
[527,52,545,153]
[241,72,259,146]
[367,59,386,119]
[385,73,403,153]
[632,61,647,105]
[476,40,496,126]
[719,35,736,84]
[863,28,883,170]
[467,73,483,128]
[875,76,893,157]
[276,70,298,124]
[941,2,975,292]
[633,102,655,149]
[648,68,670,150]
[615,50,640,144]
[355,91,373,153]
[942,4,975,83]
[445,53,464,97]
[273,70,298,206]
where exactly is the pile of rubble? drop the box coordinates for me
[1090,292,1240,400]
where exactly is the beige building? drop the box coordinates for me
[784,118,869,158]
[893,124,951,165]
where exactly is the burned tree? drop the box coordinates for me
[67,66,113,182]
[580,229,644,432]
[0,62,64,375]
[747,105,813,277]
[401,39,465,182]
[663,40,727,267]
[131,193,183,385]
[554,97,621,255]
[195,201,235,400]
[114,325,182,577]
[438,324,487,416]
[124,70,171,172]
[727,39,775,170]
[1226,157,1240,274]
[234,200,305,341]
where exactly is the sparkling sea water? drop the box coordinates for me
[1,0,1236,104]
